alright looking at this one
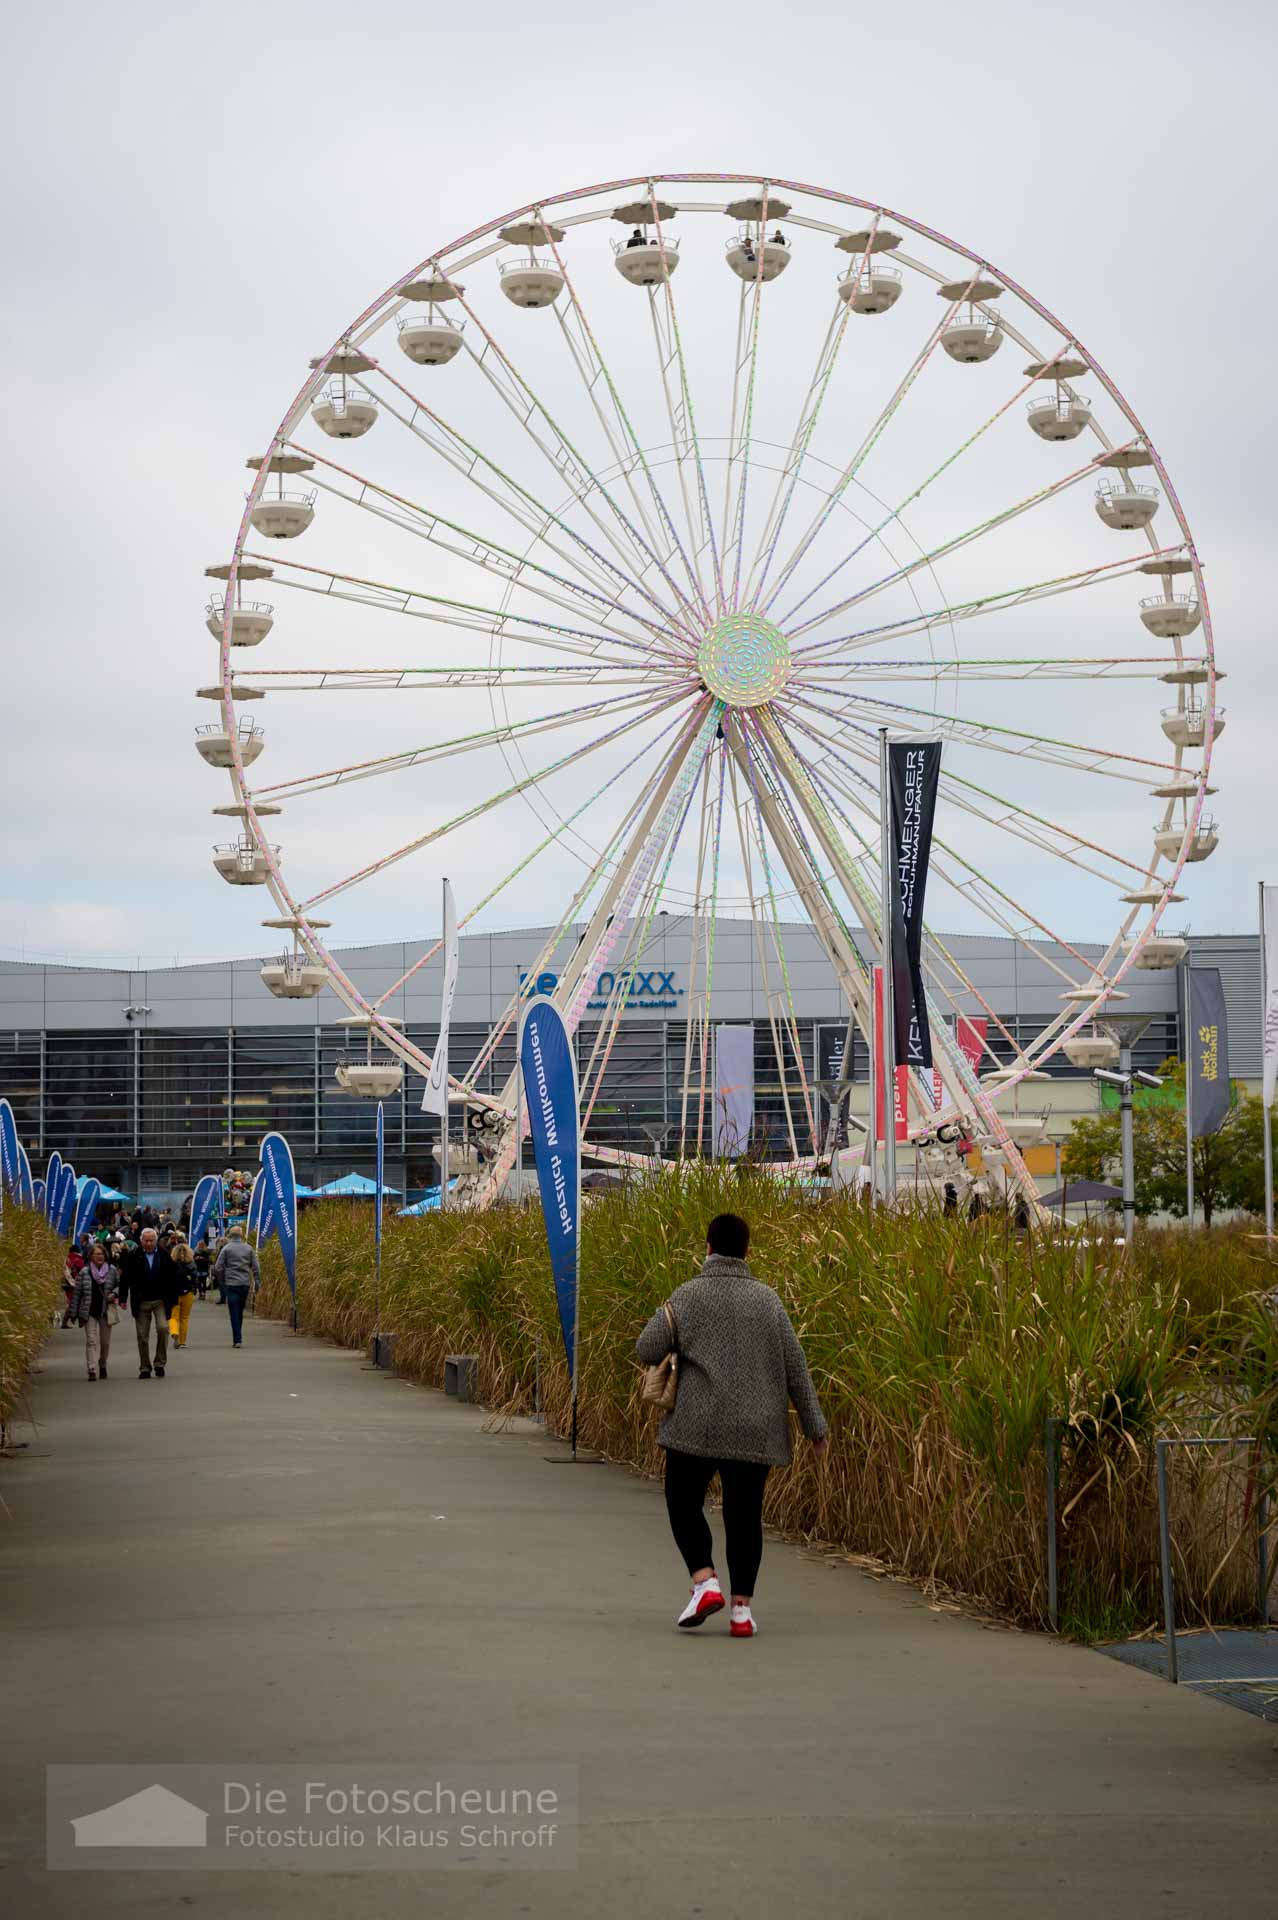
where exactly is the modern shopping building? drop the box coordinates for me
[0,921,1262,1201]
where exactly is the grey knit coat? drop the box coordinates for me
[635,1254,828,1466]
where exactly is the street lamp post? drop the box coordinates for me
[1094,1013,1159,1243]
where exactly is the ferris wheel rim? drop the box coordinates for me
[212,169,1216,1138]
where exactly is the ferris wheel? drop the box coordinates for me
[200,172,1219,1207]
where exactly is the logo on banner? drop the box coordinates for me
[519,998,580,1383]
[1188,967,1231,1139]
[888,740,941,1071]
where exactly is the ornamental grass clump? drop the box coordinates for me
[0,1208,66,1429]
[257,1171,1277,1636]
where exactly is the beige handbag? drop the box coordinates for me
[641,1303,679,1410]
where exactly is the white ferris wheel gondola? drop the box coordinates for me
[198,173,1218,1213]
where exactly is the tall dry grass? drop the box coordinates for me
[256,1169,1278,1637]
[0,1208,66,1430]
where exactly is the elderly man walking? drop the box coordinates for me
[213,1227,261,1349]
[118,1228,177,1379]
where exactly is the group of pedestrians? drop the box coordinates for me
[63,1214,261,1381]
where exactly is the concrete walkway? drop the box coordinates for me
[2,1300,1275,1917]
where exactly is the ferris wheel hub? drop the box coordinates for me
[696,611,791,709]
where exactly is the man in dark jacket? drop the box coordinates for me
[118,1228,178,1378]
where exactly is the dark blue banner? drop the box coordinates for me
[1188,966,1231,1138]
[73,1178,102,1244]
[519,996,580,1383]
[16,1143,33,1208]
[189,1174,221,1251]
[32,1179,45,1214]
[44,1152,62,1224]
[259,1132,298,1298]
[0,1099,19,1196]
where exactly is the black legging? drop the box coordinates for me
[663,1448,770,1598]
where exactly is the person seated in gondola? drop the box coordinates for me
[771,228,787,246]
[741,237,756,263]
[627,227,646,249]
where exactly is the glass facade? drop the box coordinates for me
[0,1003,1189,1199]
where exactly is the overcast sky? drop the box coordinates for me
[3,0,1273,968]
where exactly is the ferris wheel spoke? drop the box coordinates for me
[250,685,680,803]
[785,699,1149,897]
[298,689,686,912]
[743,214,882,610]
[731,731,820,1155]
[720,188,785,610]
[757,709,1071,1161]
[790,683,1181,784]
[757,279,972,619]
[790,544,1189,666]
[790,716,1107,981]
[244,663,687,692]
[445,279,697,639]
[800,654,1194,686]
[476,700,723,1183]
[251,550,658,667]
[579,756,709,1136]
[541,224,711,629]
[786,439,1143,643]
[436,708,696,1059]
[772,352,1057,633]
[292,442,685,658]
[358,361,667,623]
[645,190,726,610]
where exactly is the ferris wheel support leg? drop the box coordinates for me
[475,700,720,1205]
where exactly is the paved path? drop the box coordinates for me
[2,1301,1275,1917]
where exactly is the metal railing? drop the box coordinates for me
[611,235,681,256]
[206,596,273,619]
[1140,593,1198,614]
[1096,479,1157,502]
[315,382,379,412]
[726,231,789,252]
[839,263,901,286]
[498,256,561,276]
[396,311,465,333]
[1157,1437,1270,1683]
[1027,393,1091,417]
[196,721,261,742]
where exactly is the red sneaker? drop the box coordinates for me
[730,1604,757,1637]
[677,1578,725,1629]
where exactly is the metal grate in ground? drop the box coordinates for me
[1102,1629,1278,1722]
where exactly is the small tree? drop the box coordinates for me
[1061,1058,1266,1226]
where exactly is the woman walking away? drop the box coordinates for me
[214,1227,260,1348]
[635,1212,828,1638]
[167,1236,197,1348]
[69,1241,120,1380]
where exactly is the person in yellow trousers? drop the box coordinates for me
[167,1234,198,1348]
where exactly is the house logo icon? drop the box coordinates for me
[71,1783,209,1848]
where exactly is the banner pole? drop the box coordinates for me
[1182,960,1194,1225]
[374,1101,383,1364]
[878,728,897,1203]
[439,878,450,1214]
[1262,881,1274,1238]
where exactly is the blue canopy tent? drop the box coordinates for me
[397,1182,459,1216]
[312,1171,401,1198]
[90,1182,132,1203]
